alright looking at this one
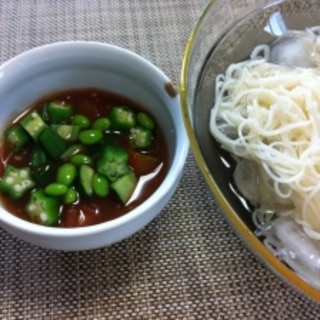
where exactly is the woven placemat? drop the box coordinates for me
[1,0,320,319]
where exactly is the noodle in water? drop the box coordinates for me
[209,27,320,289]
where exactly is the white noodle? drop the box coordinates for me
[209,58,320,238]
[209,27,320,289]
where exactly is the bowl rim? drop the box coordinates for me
[180,0,320,303]
[0,41,189,238]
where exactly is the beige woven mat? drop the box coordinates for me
[1,0,320,319]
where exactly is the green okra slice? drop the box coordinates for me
[20,110,48,142]
[97,145,130,182]
[25,190,60,226]
[129,126,153,150]
[0,165,35,200]
[109,106,136,131]
[4,125,30,153]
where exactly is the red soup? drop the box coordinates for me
[0,88,169,227]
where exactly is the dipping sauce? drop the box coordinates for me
[0,88,169,227]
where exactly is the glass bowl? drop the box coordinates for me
[181,0,320,303]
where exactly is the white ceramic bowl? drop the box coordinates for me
[0,41,189,251]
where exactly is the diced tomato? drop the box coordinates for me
[127,148,160,176]
[60,203,99,227]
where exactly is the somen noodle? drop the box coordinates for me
[209,27,320,289]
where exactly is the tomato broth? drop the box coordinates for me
[0,88,169,227]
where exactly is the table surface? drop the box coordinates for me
[1,1,320,319]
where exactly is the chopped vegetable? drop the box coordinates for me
[20,110,47,141]
[137,112,155,131]
[0,89,166,228]
[51,124,80,142]
[4,125,30,152]
[0,165,35,199]
[78,164,95,197]
[128,149,160,176]
[129,126,153,149]
[111,171,137,203]
[25,190,59,226]
[42,101,73,124]
[109,106,136,130]
[39,127,68,159]
[30,145,47,168]
[97,145,130,182]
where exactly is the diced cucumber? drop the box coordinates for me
[39,127,68,159]
[78,164,95,197]
[111,171,137,204]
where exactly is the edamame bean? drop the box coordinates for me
[60,144,85,161]
[70,154,93,166]
[72,114,90,129]
[78,129,103,145]
[92,173,109,197]
[44,183,68,197]
[92,117,111,131]
[137,112,155,130]
[64,188,78,204]
[57,163,77,186]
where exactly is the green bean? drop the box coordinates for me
[64,188,78,204]
[72,114,90,129]
[92,117,111,131]
[70,154,93,166]
[78,129,103,145]
[92,173,109,197]
[57,163,76,186]
[44,183,68,197]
